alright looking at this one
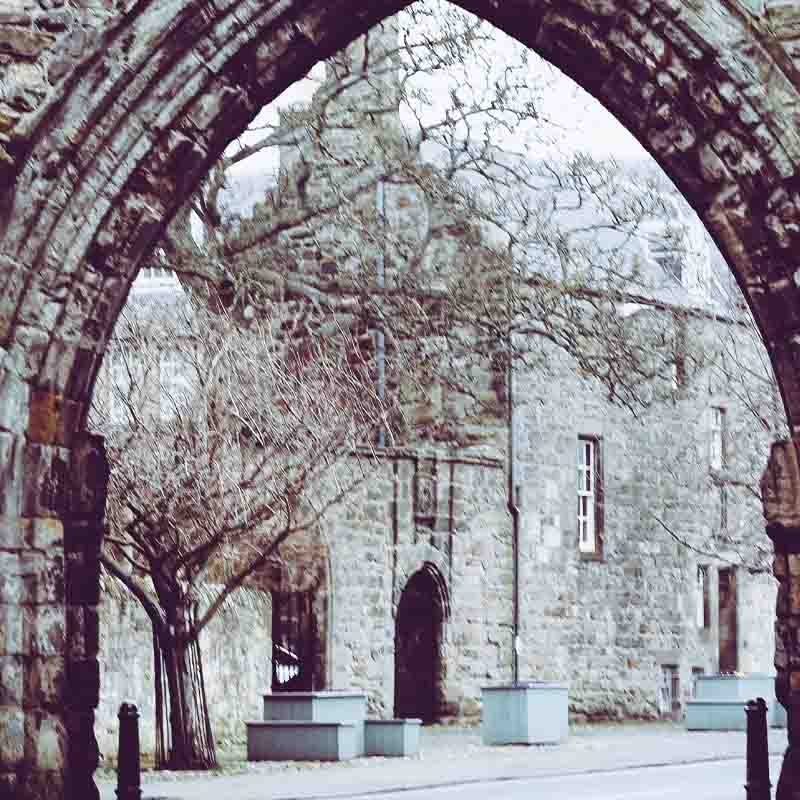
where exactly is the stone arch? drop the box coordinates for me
[393,562,451,722]
[393,548,452,618]
[3,2,800,429]
[4,1,800,797]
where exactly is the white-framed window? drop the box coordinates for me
[107,348,141,426]
[577,437,600,554]
[159,348,192,420]
[696,565,709,629]
[137,266,173,282]
[710,406,726,470]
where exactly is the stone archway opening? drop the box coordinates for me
[394,564,450,723]
[266,525,331,693]
[5,2,800,798]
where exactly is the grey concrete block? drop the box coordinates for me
[692,675,784,728]
[261,691,367,754]
[364,719,421,756]
[246,720,359,761]
[685,700,747,731]
[481,683,568,745]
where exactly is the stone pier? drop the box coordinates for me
[762,439,800,800]
[0,421,107,800]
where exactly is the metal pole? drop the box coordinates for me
[745,697,772,800]
[507,334,520,685]
[117,703,142,800]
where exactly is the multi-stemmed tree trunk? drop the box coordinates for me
[152,606,212,769]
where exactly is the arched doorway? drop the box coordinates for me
[394,565,448,722]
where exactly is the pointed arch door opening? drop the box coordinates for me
[394,566,448,722]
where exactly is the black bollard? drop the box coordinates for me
[117,703,142,800]
[745,697,772,800]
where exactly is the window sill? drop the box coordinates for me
[579,550,604,563]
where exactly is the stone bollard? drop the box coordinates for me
[117,703,142,800]
[745,698,771,800]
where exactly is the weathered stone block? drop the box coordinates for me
[25,604,65,656]
[0,27,55,58]
[0,599,23,654]
[25,518,63,551]
[0,520,24,549]
[0,707,24,767]
[0,433,21,518]
[0,551,22,600]
[21,551,63,605]
[0,655,24,705]
[27,388,82,446]
[21,443,67,518]
[25,655,65,708]
[23,710,66,771]
[0,368,29,435]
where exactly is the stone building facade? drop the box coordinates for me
[248,28,783,724]
[97,281,779,741]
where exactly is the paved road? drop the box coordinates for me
[97,724,788,800]
[103,756,785,800]
[306,758,784,800]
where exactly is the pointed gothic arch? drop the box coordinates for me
[4,2,800,797]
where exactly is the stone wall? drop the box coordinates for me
[96,584,271,761]
[320,454,508,720]
[308,311,778,723]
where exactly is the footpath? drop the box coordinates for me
[96,722,788,800]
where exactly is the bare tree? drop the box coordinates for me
[91,292,391,769]
[158,2,702,427]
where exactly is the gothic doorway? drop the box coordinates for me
[394,566,447,722]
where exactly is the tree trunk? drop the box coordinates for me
[154,609,216,770]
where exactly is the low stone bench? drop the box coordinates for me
[246,720,360,761]
[364,719,421,757]
[685,699,748,731]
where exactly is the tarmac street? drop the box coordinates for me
[334,758,784,800]
[96,723,788,800]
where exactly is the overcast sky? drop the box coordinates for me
[226,10,650,187]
